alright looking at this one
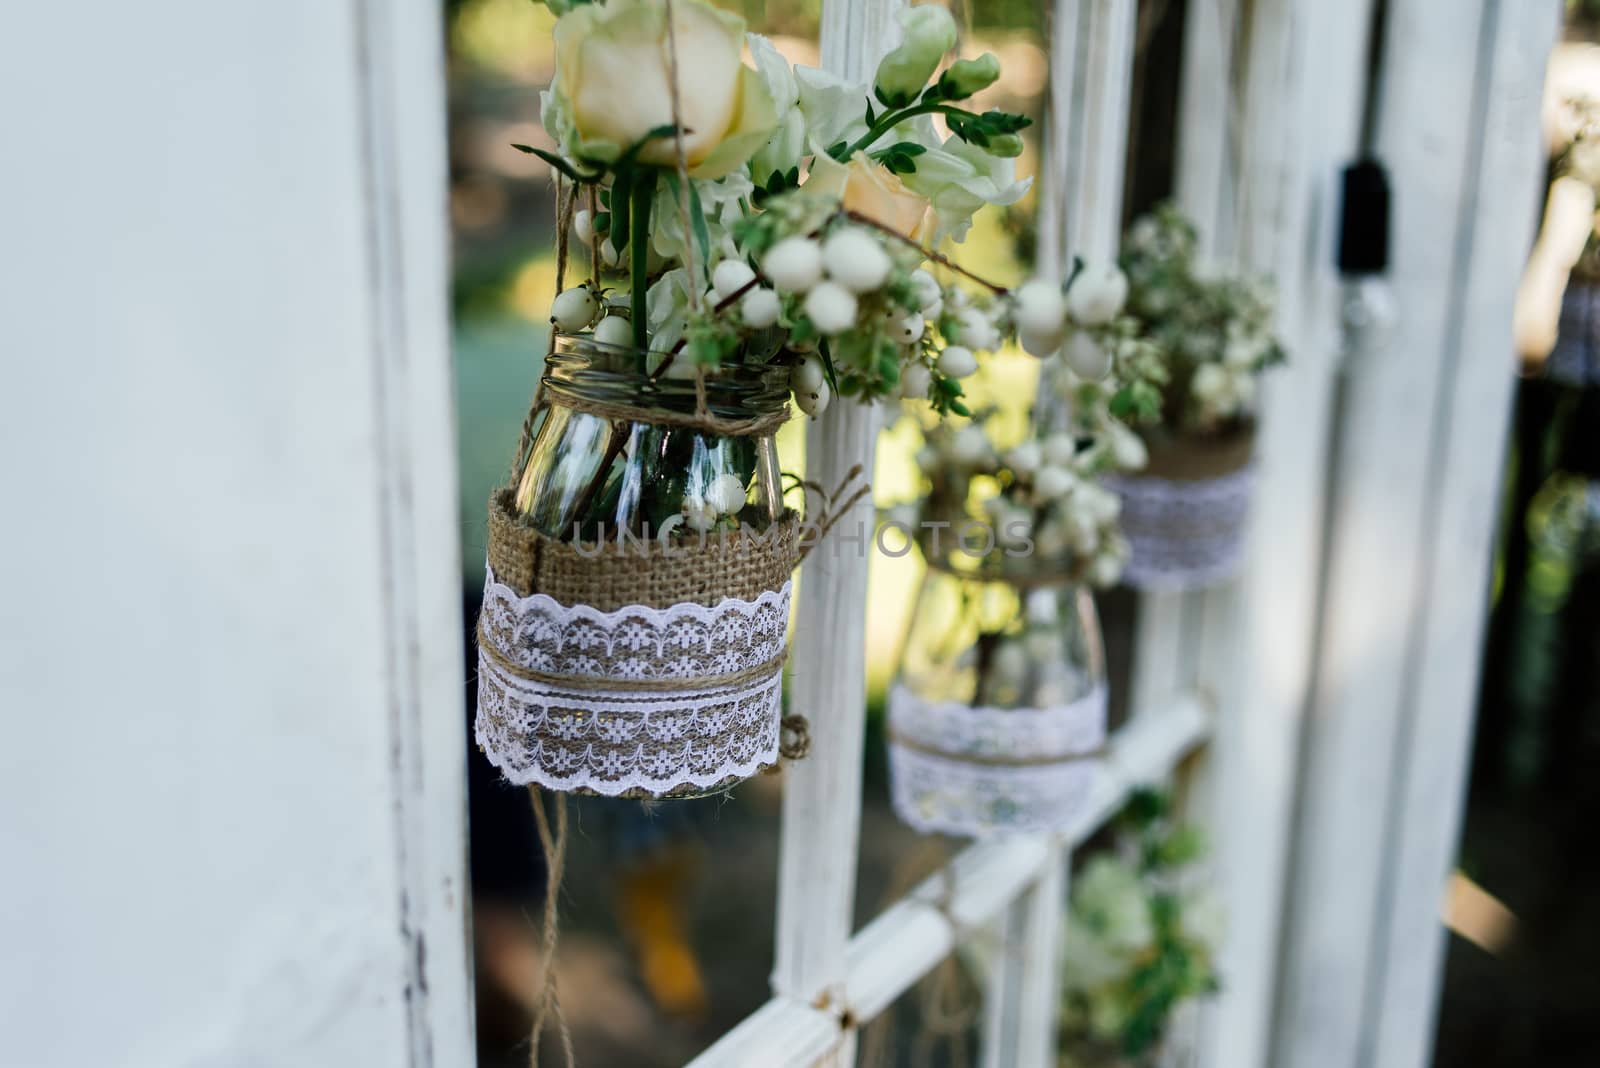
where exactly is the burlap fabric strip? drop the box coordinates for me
[478,490,801,798]
[886,683,1108,837]
[1106,427,1256,592]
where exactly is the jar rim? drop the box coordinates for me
[544,333,792,421]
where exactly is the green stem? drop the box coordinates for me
[630,170,656,367]
[839,101,965,160]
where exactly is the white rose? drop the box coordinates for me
[550,0,777,179]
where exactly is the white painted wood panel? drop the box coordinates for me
[1367,5,1560,1067]
[1271,2,1556,1065]
[772,8,902,1063]
[0,3,471,1065]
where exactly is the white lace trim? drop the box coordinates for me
[887,684,1108,837]
[475,565,790,796]
[1106,466,1255,592]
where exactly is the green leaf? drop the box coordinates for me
[816,341,841,395]
[629,170,656,357]
[511,144,596,182]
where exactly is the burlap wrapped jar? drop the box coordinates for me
[1104,427,1255,592]
[475,335,800,798]
[887,550,1108,837]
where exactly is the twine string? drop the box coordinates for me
[527,786,575,1068]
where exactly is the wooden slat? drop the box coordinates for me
[1366,4,1559,1067]
[0,1,471,1063]
[1183,0,1380,1064]
[691,699,1212,1068]
[1270,1,1555,1064]
[770,7,902,1065]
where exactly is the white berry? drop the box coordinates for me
[893,315,926,345]
[1006,440,1043,475]
[1043,433,1076,466]
[573,209,594,245]
[712,259,757,300]
[1013,279,1067,336]
[1034,465,1074,500]
[803,281,858,336]
[1017,325,1065,358]
[1109,424,1149,470]
[821,229,892,293]
[592,315,633,348]
[792,354,826,394]
[550,286,600,332]
[1090,553,1123,588]
[1064,332,1112,379]
[900,362,932,399]
[796,379,832,417]
[708,473,747,515]
[1066,264,1128,325]
[741,286,782,328]
[762,237,823,293]
[949,425,991,465]
[1192,362,1229,401]
[683,500,719,533]
[909,268,942,310]
[937,345,978,378]
[958,308,1001,351]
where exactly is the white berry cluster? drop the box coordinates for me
[1121,202,1285,433]
[901,407,1148,589]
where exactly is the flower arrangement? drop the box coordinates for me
[882,261,1168,587]
[1060,790,1223,1067]
[1120,203,1284,434]
[1103,204,1287,590]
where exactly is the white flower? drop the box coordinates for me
[873,5,957,107]
[547,0,777,179]
[791,354,826,393]
[796,378,831,416]
[550,285,600,332]
[900,361,932,399]
[593,315,633,348]
[712,259,756,299]
[1181,887,1227,949]
[1013,279,1067,337]
[1006,440,1043,475]
[740,286,782,328]
[822,228,892,293]
[1065,264,1128,325]
[762,237,824,292]
[900,135,1031,243]
[937,345,978,378]
[804,281,858,335]
[1072,857,1154,955]
[746,34,806,184]
[1035,465,1074,501]
[1064,332,1112,380]
[806,151,931,239]
[1034,519,1070,559]
[708,473,747,515]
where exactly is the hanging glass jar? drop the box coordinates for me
[1104,423,1255,592]
[888,544,1109,837]
[476,335,799,799]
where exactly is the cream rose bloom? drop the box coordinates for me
[806,150,932,240]
[549,0,776,179]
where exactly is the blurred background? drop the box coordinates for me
[447,1,1600,1064]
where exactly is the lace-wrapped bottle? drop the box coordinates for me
[476,335,798,799]
[888,550,1108,837]
[1104,425,1255,591]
